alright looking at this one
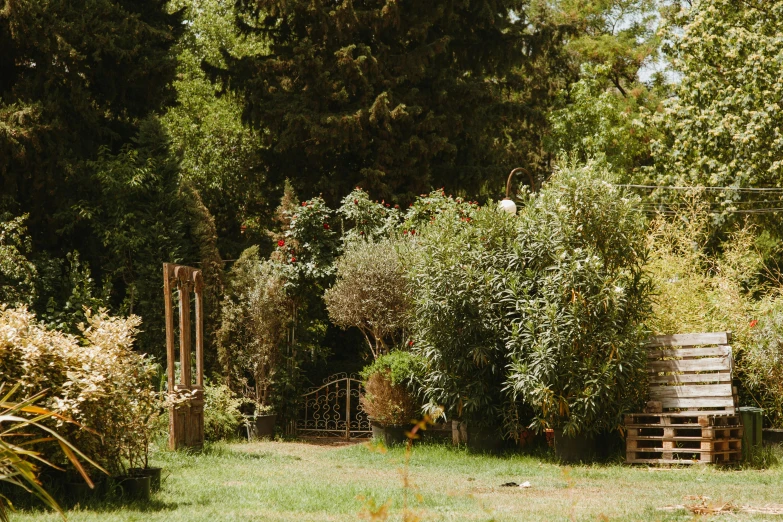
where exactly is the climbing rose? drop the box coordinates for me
[277,240,285,247]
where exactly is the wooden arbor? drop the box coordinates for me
[164,263,205,450]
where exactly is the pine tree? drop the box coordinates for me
[0,0,184,250]
[206,0,570,203]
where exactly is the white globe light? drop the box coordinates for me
[498,198,517,215]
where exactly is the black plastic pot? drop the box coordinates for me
[554,429,596,463]
[64,479,106,503]
[129,467,162,491]
[251,414,277,439]
[111,474,151,501]
[372,423,409,446]
[466,426,506,454]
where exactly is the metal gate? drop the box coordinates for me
[295,373,372,439]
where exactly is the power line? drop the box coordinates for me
[615,184,783,193]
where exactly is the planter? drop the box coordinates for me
[372,423,409,446]
[64,479,106,503]
[554,429,596,463]
[466,426,506,453]
[251,414,277,439]
[763,429,783,446]
[129,467,163,491]
[110,474,151,502]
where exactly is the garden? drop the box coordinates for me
[4,0,783,520]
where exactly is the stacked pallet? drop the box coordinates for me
[625,332,742,465]
[625,413,742,464]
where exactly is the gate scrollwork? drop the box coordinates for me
[296,374,371,439]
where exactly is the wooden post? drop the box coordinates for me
[193,272,204,389]
[163,264,176,393]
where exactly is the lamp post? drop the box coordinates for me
[499,167,535,215]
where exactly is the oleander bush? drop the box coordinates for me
[502,161,653,437]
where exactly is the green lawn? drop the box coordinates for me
[14,440,783,521]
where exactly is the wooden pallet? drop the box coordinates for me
[627,443,741,464]
[625,413,740,427]
[624,332,745,466]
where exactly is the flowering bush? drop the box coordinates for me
[337,188,401,245]
[0,307,158,475]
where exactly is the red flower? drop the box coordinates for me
[394,204,399,209]
[323,223,330,229]
[410,230,416,235]
[750,320,758,328]
[408,340,414,347]
[290,257,297,263]
[403,230,408,235]
[277,240,285,247]
[354,199,358,204]
[301,201,307,207]
[359,231,365,235]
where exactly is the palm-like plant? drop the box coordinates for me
[0,383,106,521]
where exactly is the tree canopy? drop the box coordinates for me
[205,0,571,203]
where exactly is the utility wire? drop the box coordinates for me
[615,184,783,193]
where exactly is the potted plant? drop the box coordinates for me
[360,351,423,446]
[127,389,166,491]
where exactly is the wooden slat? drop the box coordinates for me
[648,358,731,373]
[671,409,737,416]
[649,373,731,384]
[647,346,731,359]
[660,397,735,409]
[649,384,733,399]
[646,332,729,348]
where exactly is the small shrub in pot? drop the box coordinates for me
[360,351,424,444]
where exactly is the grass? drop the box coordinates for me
[12,440,783,521]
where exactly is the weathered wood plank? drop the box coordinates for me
[647,346,731,359]
[646,332,730,348]
[648,358,731,373]
[648,373,732,384]
[649,384,733,399]
[660,397,735,409]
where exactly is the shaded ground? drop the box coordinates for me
[14,440,783,521]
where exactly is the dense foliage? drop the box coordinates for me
[206,0,571,202]
[325,239,409,359]
[503,162,653,436]
[406,195,518,429]
[0,308,158,475]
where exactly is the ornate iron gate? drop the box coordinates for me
[295,373,372,439]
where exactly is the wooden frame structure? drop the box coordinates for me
[164,263,205,450]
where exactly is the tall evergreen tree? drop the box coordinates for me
[206,0,570,203]
[1,1,184,246]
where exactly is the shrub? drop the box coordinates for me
[203,381,245,441]
[0,307,157,475]
[503,160,653,437]
[218,246,291,406]
[743,300,783,428]
[406,199,517,429]
[325,239,410,359]
[360,351,424,428]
